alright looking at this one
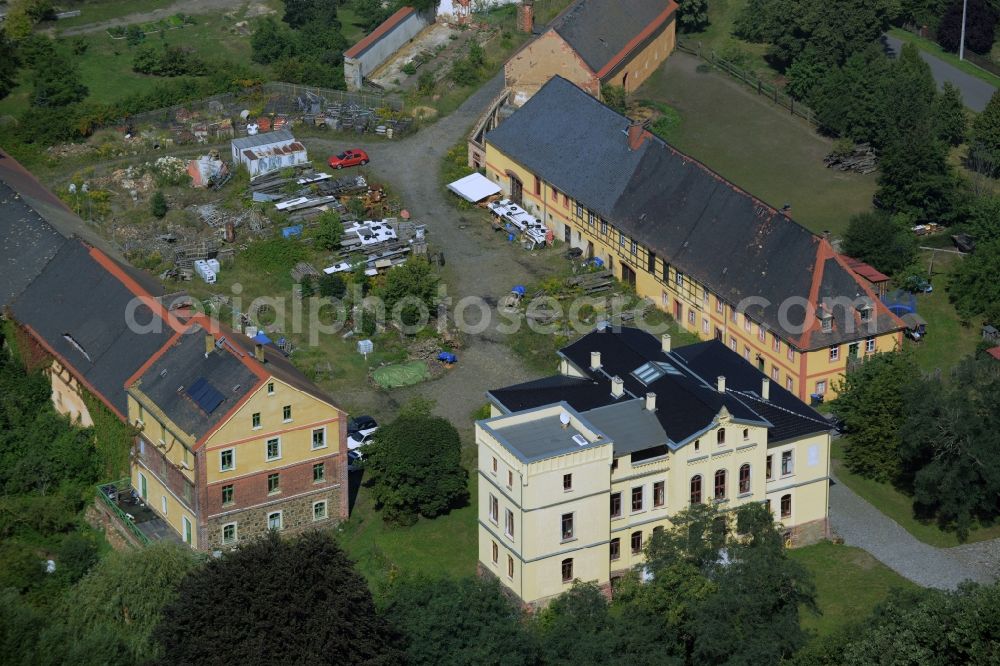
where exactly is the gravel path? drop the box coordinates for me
[308,72,560,433]
[830,475,996,589]
[883,34,996,112]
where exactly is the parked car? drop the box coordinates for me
[347,449,364,472]
[347,415,378,436]
[328,149,369,169]
[348,429,376,451]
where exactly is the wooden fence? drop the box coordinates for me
[676,40,817,126]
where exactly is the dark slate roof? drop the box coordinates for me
[489,327,829,454]
[550,0,674,74]
[486,77,903,350]
[133,324,259,440]
[10,241,174,417]
[225,331,336,407]
[488,375,613,413]
[0,180,66,307]
[672,339,831,443]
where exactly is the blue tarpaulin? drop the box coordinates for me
[282,225,303,238]
[252,332,272,345]
[438,352,457,364]
[512,285,526,296]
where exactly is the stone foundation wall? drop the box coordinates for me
[787,517,829,547]
[202,485,342,551]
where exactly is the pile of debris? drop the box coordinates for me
[824,143,876,174]
[322,218,427,276]
[296,93,414,137]
[566,270,614,295]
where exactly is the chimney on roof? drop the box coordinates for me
[517,0,534,33]
[254,342,265,363]
[205,333,215,357]
[661,333,672,353]
[645,392,657,412]
[627,121,650,151]
[611,376,624,398]
[762,377,770,401]
[590,351,602,370]
[717,375,726,393]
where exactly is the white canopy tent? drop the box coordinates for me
[447,173,502,203]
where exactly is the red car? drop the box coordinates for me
[328,149,369,169]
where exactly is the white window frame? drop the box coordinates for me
[815,380,827,396]
[220,448,235,471]
[265,437,282,462]
[267,510,283,530]
[489,494,499,524]
[252,412,261,430]
[182,516,192,545]
[829,346,840,362]
[282,405,292,423]
[504,509,514,539]
[866,337,876,353]
[267,382,275,395]
[222,522,238,545]
[311,426,327,450]
[161,496,168,515]
[781,450,794,477]
[313,500,328,521]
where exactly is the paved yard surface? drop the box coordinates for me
[883,34,995,112]
[830,475,997,589]
[310,73,560,433]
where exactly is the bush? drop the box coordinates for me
[401,62,417,76]
[363,408,469,525]
[318,272,346,298]
[150,191,167,218]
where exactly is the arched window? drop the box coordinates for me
[742,428,749,440]
[739,464,751,495]
[561,558,574,583]
[631,530,643,554]
[690,475,702,504]
[717,428,726,446]
[780,494,792,519]
[714,469,727,500]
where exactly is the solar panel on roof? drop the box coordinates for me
[186,377,225,414]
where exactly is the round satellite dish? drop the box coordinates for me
[559,411,571,426]
[240,109,250,120]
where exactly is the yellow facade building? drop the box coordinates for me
[127,315,348,550]
[504,0,678,105]
[478,327,832,606]
[482,77,904,402]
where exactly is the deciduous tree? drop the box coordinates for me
[842,211,918,276]
[363,408,468,525]
[155,531,401,665]
[833,350,920,482]
[948,238,1000,322]
[676,0,710,33]
[382,576,537,665]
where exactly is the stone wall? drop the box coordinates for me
[788,517,829,547]
[203,485,342,551]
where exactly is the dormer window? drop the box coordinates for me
[820,309,833,333]
[858,301,873,323]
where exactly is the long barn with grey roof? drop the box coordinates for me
[482,76,904,401]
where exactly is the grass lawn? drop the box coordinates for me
[0,11,257,119]
[338,461,479,594]
[679,0,777,84]
[905,251,981,374]
[637,54,877,238]
[889,27,1000,91]
[789,541,916,639]
[45,0,175,28]
[830,439,1000,547]
[338,6,367,47]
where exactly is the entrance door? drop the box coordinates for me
[674,300,682,321]
[509,175,523,206]
[756,356,765,372]
[621,264,637,288]
[715,327,723,341]
[564,224,571,243]
[586,241,594,258]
